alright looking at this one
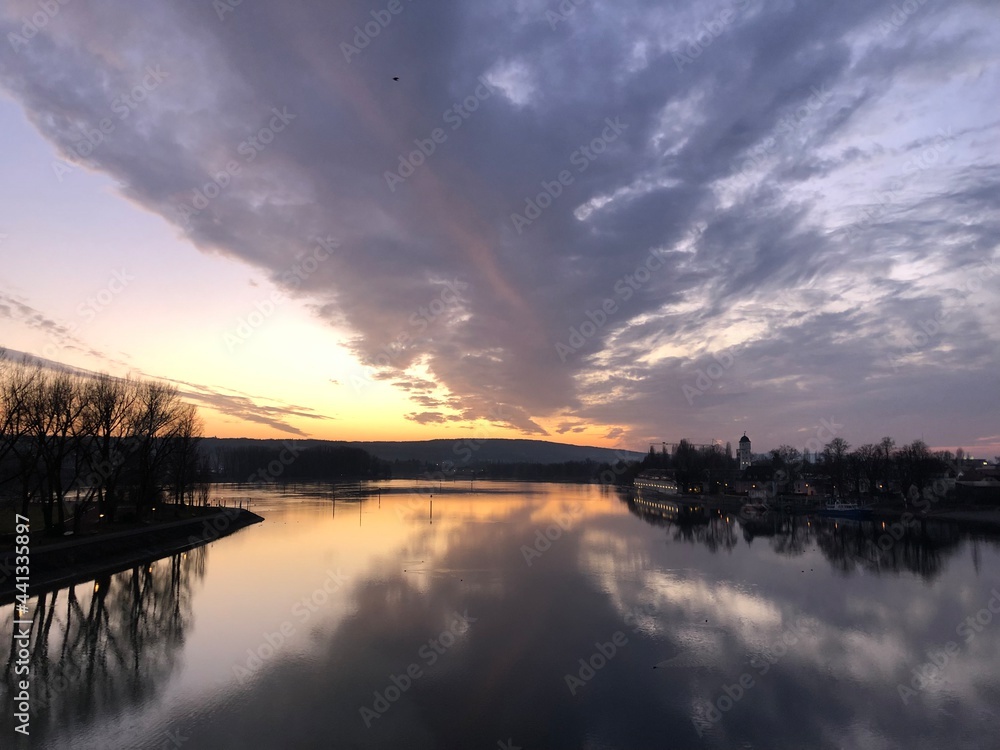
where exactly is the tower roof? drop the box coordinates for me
[739,433,750,443]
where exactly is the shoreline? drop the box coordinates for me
[634,491,1000,530]
[0,508,263,605]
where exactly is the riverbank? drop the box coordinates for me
[0,507,263,604]
[634,490,1000,530]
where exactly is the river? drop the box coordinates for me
[2,481,999,749]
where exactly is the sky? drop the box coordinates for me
[0,0,998,457]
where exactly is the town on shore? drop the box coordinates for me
[629,433,1000,509]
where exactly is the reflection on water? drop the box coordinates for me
[625,493,739,552]
[623,489,980,579]
[2,481,999,749]
[0,548,205,745]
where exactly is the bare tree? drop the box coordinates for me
[24,370,88,533]
[78,374,141,526]
[1,365,46,515]
[0,349,10,468]
[0,354,39,494]
[128,381,184,519]
[770,445,803,484]
[821,437,851,497]
[165,403,203,507]
[894,440,936,501]
[1,358,209,531]
[73,375,141,531]
[194,481,211,507]
[853,444,881,496]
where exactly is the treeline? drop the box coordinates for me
[773,437,963,498]
[0,355,203,534]
[638,440,733,490]
[640,436,973,499]
[211,443,389,482]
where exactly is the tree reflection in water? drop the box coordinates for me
[0,547,206,741]
[619,490,1000,579]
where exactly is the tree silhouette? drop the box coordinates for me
[0,358,204,532]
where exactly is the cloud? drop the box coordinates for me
[1,0,997,448]
[159,376,334,437]
[406,411,450,425]
[0,291,128,368]
[0,347,327,437]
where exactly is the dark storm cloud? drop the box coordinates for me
[1,0,997,446]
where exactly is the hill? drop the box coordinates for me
[199,437,642,467]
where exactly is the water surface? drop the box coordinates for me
[3,481,1000,749]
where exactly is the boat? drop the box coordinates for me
[633,472,679,496]
[818,499,871,519]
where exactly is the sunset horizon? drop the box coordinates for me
[2,0,998,460]
[3,2,1000,747]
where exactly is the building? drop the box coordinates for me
[793,479,817,496]
[738,433,751,471]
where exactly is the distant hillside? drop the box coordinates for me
[200,437,643,467]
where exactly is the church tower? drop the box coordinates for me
[738,433,751,471]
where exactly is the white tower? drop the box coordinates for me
[738,433,751,471]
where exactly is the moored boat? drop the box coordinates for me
[818,499,871,519]
[634,472,679,496]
